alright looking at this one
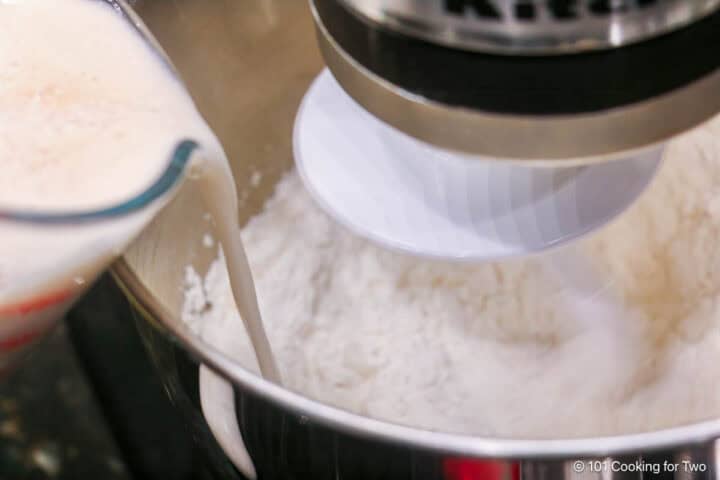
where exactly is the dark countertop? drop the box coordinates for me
[0,323,131,480]
[0,275,217,480]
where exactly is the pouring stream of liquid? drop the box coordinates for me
[192,152,282,384]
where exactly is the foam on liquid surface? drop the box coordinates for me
[0,0,211,210]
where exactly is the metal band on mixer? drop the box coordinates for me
[337,0,720,55]
[312,0,720,162]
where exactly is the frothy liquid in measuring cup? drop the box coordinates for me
[0,0,279,381]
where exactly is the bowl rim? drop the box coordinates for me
[112,258,720,459]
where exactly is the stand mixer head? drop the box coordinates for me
[294,0,720,260]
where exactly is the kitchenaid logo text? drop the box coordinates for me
[444,0,663,20]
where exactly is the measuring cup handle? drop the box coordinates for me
[199,365,257,480]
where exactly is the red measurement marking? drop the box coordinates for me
[444,458,520,480]
[0,289,72,316]
[0,329,45,352]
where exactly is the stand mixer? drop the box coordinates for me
[117,1,720,478]
[294,0,720,261]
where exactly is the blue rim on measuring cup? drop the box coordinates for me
[0,140,198,225]
[0,0,196,226]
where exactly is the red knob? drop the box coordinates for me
[444,458,520,480]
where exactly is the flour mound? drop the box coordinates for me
[183,117,720,438]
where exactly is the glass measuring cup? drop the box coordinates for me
[0,140,197,374]
[0,0,196,374]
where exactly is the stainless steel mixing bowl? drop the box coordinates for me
[113,1,720,478]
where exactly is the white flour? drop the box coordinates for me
[183,116,720,438]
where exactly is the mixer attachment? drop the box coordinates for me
[294,70,663,261]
